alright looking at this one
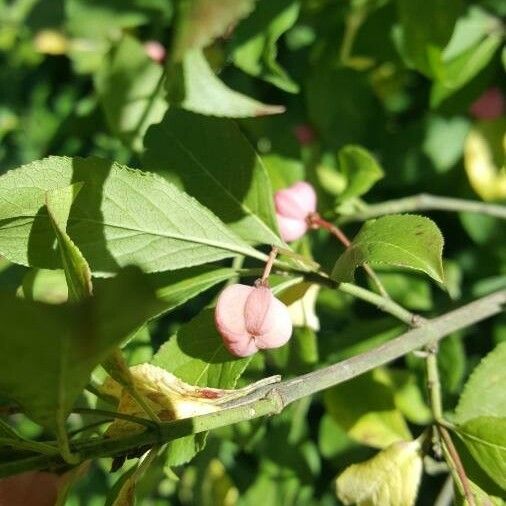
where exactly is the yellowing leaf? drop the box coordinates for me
[336,440,423,506]
[464,119,506,201]
[102,364,278,437]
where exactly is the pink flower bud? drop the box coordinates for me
[144,40,166,63]
[469,87,504,120]
[274,181,317,242]
[215,283,293,357]
[293,124,316,145]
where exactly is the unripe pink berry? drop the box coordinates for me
[274,181,317,242]
[294,124,316,145]
[215,283,293,357]
[469,87,504,120]
[144,40,166,63]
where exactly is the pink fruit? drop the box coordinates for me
[144,41,166,63]
[294,124,316,145]
[274,181,317,242]
[469,87,504,120]
[215,283,293,357]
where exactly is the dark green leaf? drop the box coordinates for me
[95,35,168,151]
[0,267,164,431]
[337,145,384,201]
[231,0,300,93]
[152,308,250,388]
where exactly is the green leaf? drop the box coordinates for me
[455,478,506,506]
[395,0,462,76]
[95,35,168,152]
[337,145,384,201]
[0,267,164,431]
[456,416,506,489]
[143,108,282,246]
[173,0,256,61]
[0,156,263,274]
[455,342,506,424]
[332,215,445,284]
[166,50,284,117]
[149,265,236,317]
[45,183,93,301]
[336,440,423,506]
[152,308,250,388]
[324,370,412,449]
[231,0,300,93]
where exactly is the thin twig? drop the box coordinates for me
[2,289,503,478]
[439,427,476,506]
[425,346,476,506]
[338,194,506,224]
[261,247,278,284]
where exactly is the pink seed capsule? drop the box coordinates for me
[215,283,293,357]
[274,181,317,242]
[469,87,504,120]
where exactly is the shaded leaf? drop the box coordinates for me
[0,267,164,431]
[95,35,168,152]
[337,145,384,201]
[105,466,137,506]
[143,108,282,246]
[173,0,256,61]
[152,308,251,388]
[45,183,93,301]
[0,156,263,274]
[231,0,300,93]
[332,215,445,284]
[395,0,462,76]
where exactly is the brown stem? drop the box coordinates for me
[439,427,476,506]
[260,247,279,285]
[307,213,390,298]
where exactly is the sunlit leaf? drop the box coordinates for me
[332,215,445,284]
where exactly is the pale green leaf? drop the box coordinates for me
[95,35,168,151]
[105,466,137,506]
[332,215,445,284]
[20,269,69,304]
[324,370,412,449]
[173,0,256,61]
[0,156,263,274]
[152,308,250,388]
[337,145,384,201]
[167,50,284,117]
[455,342,506,424]
[0,267,165,431]
[456,416,506,489]
[45,183,93,301]
[143,108,283,246]
[336,440,423,506]
[231,0,300,93]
